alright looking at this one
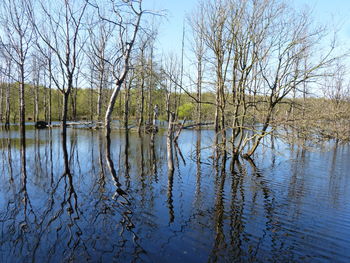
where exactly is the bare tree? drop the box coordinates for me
[0,52,13,127]
[317,62,350,142]
[195,0,234,147]
[86,0,146,133]
[41,47,54,124]
[162,53,182,122]
[86,18,114,121]
[0,74,3,123]
[31,0,88,131]
[243,2,339,157]
[0,0,34,127]
[188,0,343,158]
[123,72,134,130]
[188,5,206,127]
[31,53,41,122]
[136,34,149,133]
[71,56,84,121]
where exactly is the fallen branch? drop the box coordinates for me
[183,122,214,129]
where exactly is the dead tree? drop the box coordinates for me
[0,0,34,127]
[87,0,145,134]
[32,0,88,131]
[194,0,233,147]
[243,2,340,157]
[136,37,147,133]
[86,19,114,121]
[188,5,206,127]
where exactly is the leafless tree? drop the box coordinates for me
[30,53,42,122]
[0,52,13,127]
[317,62,350,142]
[196,0,234,148]
[123,72,135,130]
[162,53,182,122]
[86,0,146,133]
[136,34,149,133]
[188,0,343,158]
[243,2,339,157]
[0,0,34,127]
[86,18,114,121]
[31,0,88,131]
[188,4,207,127]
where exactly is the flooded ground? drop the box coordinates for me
[0,127,349,262]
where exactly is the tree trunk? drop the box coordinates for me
[153,104,158,129]
[62,92,69,129]
[196,60,202,127]
[58,91,62,121]
[167,112,174,173]
[5,81,10,127]
[148,48,154,124]
[0,84,3,123]
[105,80,123,133]
[214,91,219,135]
[48,61,52,125]
[220,106,226,147]
[243,109,273,158]
[44,82,48,122]
[137,62,145,134]
[34,82,39,122]
[48,85,51,124]
[19,63,25,127]
[97,84,102,121]
[166,90,171,122]
[5,62,11,127]
[90,78,94,121]
[71,86,77,121]
[123,81,130,130]
[137,80,144,134]
[97,65,104,121]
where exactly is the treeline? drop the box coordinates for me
[1,81,348,140]
[0,0,349,158]
[0,82,217,122]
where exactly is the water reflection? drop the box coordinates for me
[0,128,349,262]
[210,153,227,262]
[194,130,202,213]
[229,159,245,259]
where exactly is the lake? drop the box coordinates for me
[0,127,349,262]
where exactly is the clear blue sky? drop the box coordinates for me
[145,0,350,56]
[144,0,197,55]
[293,0,350,40]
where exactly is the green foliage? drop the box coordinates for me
[178,102,194,119]
[75,89,95,119]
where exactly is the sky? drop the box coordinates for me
[144,0,350,57]
[143,0,197,55]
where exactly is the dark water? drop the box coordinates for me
[0,127,349,262]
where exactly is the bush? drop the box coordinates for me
[178,103,195,119]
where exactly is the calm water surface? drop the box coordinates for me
[0,127,349,262]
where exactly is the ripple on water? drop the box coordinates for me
[0,129,349,262]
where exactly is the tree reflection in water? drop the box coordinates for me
[0,128,349,262]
